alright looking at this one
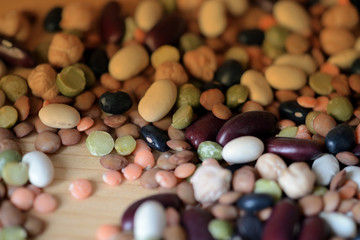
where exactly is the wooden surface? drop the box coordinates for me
[1,1,162,239]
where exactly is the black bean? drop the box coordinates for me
[236,193,274,213]
[181,207,214,240]
[236,213,263,240]
[214,59,244,88]
[279,100,311,125]
[99,1,125,43]
[217,111,278,146]
[325,123,356,154]
[99,91,132,114]
[141,125,169,152]
[237,29,265,46]
[43,6,62,32]
[86,48,109,78]
[265,137,323,162]
[350,58,360,74]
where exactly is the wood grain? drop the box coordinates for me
[1,1,162,239]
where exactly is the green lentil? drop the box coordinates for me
[265,25,290,49]
[73,63,96,88]
[262,40,285,59]
[114,135,136,156]
[0,74,28,102]
[309,72,333,95]
[176,83,201,108]
[171,105,193,129]
[224,46,249,68]
[180,33,203,52]
[0,226,27,240]
[56,65,86,97]
[305,111,322,134]
[197,141,223,161]
[312,186,328,196]
[0,150,22,177]
[254,178,282,201]
[277,126,298,138]
[159,0,176,13]
[327,96,354,122]
[208,219,233,240]
[151,45,180,69]
[0,105,18,128]
[86,131,114,156]
[226,84,248,108]
[2,162,28,186]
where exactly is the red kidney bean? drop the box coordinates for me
[0,34,35,67]
[216,111,278,146]
[99,1,125,43]
[145,14,186,51]
[262,199,300,240]
[185,112,226,149]
[120,193,182,231]
[297,216,329,240]
[265,137,323,162]
[181,207,214,240]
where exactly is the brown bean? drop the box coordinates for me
[140,168,160,189]
[166,140,191,151]
[313,113,336,137]
[319,27,355,55]
[13,95,30,121]
[153,116,172,131]
[0,127,15,140]
[211,204,238,220]
[331,74,350,96]
[104,115,127,128]
[122,76,148,94]
[73,91,96,111]
[100,73,122,91]
[115,123,140,138]
[34,117,57,133]
[168,126,185,141]
[13,121,34,138]
[218,191,242,205]
[34,131,61,154]
[46,95,74,105]
[275,90,298,102]
[154,61,188,87]
[0,138,21,154]
[285,33,310,54]
[351,202,360,223]
[134,81,151,101]
[336,151,359,166]
[81,105,102,119]
[57,129,81,146]
[100,154,129,170]
[176,181,196,205]
[157,152,177,170]
[241,100,264,112]
[168,150,195,165]
[199,88,224,111]
[91,85,108,98]
[298,195,323,217]
[0,200,25,227]
[349,74,360,93]
[23,215,44,237]
[128,110,149,128]
[232,166,256,193]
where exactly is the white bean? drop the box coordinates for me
[344,166,360,190]
[222,136,264,164]
[312,154,339,186]
[22,151,54,188]
[320,212,357,238]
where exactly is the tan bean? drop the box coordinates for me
[153,116,172,131]
[103,115,127,128]
[100,154,129,171]
[115,123,140,139]
[183,46,217,81]
[285,33,310,54]
[58,129,81,146]
[349,74,360,93]
[241,101,264,112]
[128,110,149,128]
[157,152,177,171]
[81,105,101,119]
[13,95,30,121]
[211,204,237,220]
[174,163,196,179]
[337,180,358,199]
[319,27,355,55]
[166,140,191,151]
[0,200,25,227]
[176,181,196,205]
[134,0,163,32]
[330,170,347,191]
[336,152,359,166]
[13,121,34,138]
[232,166,256,193]
[275,90,299,102]
[0,127,14,140]
[331,74,350,97]
[321,3,359,30]
[313,113,336,137]
[23,215,44,238]
[218,191,242,205]
[323,190,340,212]
[91,85,108,99]
[199,88,225,111]
[84,119,109,135]
[73,91,96,112]
[60,2,94,32]
[168,126,186,141]
[122,76,148,95]
[298,195,323,216]
[34,131,61,154]
[257,207,272,221]
[34,118,57,133]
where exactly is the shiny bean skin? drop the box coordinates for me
[0,34,35,67]
[99,1,125,43]
[181,207,214,240]
[297,216,329,240]
[265,137,323,162]
[262,199,300,240]
[216,111,278,146]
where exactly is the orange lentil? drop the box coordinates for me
[134,28,146,44]
[69,179,93,200]
[132,139,151,156]
[10,187,35,211]
[297,96,317,108]
[278,119,296,129]
[96,224,121,240]
[212,103,232,120]
[320,62,340,77]
[77,117,95,132]
[155,171,178,189]
[313,96,330,112]
[33,193,58,213]
[134,150,155,170]
[257,14,277,31]
[174,163,196,179]
[102,170,123,186]
[122,163,142,180]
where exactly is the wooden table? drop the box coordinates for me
[2,1,161,239]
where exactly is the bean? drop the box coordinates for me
[181,207,214,240]
[120,193,182,231]
[34,131,61,154]
[153,116,172,131]
[222,136,264,164]
[297,216,329,240]
[214,59,244,88]
[58,129,81,146]
[0,35,35,67]
[99,91,132,115]
[23,215,44,238]
[323,190,340,212]
[232,166,256,193]
[121,163,142,181]
[211,204,237,220]
[298,195,323,217]
[241,69,273,106]
[255,153,286,180]
[237,193,274,213]
[325,123,356,154]
[13,121,34,138]
[176,181,196,205]
[217,111,277,146]
[176,83,201,109]
[265,65,307,91]
[0,200,25,227]
[0,127,14,140]
[140,124,169,152]
[312,154,339,186]
[102,170,123,186]
[134,150,154,170]
[43,6,62,32]
[154,61,188,87]
[285,33,310,54]
[39,103,80,129]
[254,178,282,201]
[96,224,121,240]
[163,226,187,240]
[174,163,196,179]
[198,0,226,38]
[262,199,300,240]
[10,187,35,211]
[140,168,160,189]
[320,212,357,238]
[171,105,193,130]
[22,151,54,188]
[99,1,125,44]
[208,219,233,240]
[320,27,355,55]
[155,171,177,189]
[0,138,21,155]
[69,179,93,200]
[115,123,140,139]
[157,152,176,170]
[236,214,263,240]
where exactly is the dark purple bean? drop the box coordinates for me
[99,91,132,114]
[237,29,265,46]
[43,6,62,32]
[262,199,300,240]
[265,137,322,162]
[297,216,329,240]
[0,35,36,67]
[325,123,356,155]
[279,100,311,125]
[352,144,360,157]
[100,1,125,43]
[214,60,244,88]
[145,14,186,51]
[236,213,263,240]
[120,193,182,231]
[181,207,214,240]
[141,125,169,152]
[185,112,226,149]
[236,193,274,213]
[216,111,278,146]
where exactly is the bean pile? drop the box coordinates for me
[2,0,360,239]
